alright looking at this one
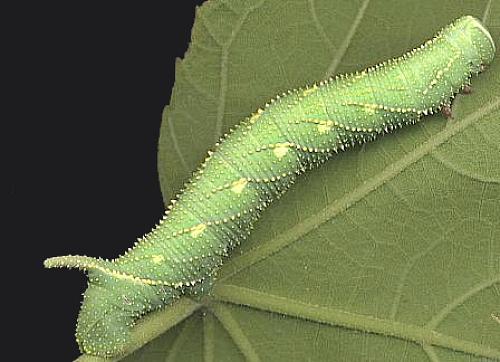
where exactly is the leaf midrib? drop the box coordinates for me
[213,284,500,360]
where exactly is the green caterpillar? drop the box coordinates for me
[44,15,495,358]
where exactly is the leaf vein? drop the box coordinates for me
[389,234,447,320]
[209,303,262,362]
[214,0,266,140]
[214,285,500,360]
[425,275,500,330]
[432,152,500,185]
[324,0,371,77]
[307,0,334,50]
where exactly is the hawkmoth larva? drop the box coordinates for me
[44,15,496,357]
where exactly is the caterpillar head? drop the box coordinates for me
[445,16,496,73]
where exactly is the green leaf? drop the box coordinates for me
[79,0,500,361]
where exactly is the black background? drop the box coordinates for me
[7,1,205,360]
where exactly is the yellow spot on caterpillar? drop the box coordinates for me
[347,102,379,115]
[317,123,332,134]
[191,223,207,238]
[273,144,289,160]
[231,178,248,194]
[152,255,164,264]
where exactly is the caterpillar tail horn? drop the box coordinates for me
[44,255,110,271]
[44,255,180,357]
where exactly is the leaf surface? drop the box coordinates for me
[79,0,500,360]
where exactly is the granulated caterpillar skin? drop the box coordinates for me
[44,16,495,358]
